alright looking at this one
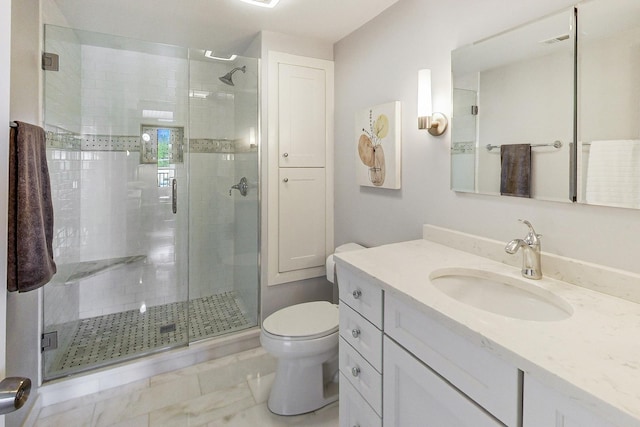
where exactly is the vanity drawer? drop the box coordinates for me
[339,372,382,427]
[384,293,521,427]
[337,264,383,328]
[339,336,382,416]
[339,303,382,372]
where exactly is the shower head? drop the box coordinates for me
[219,66,246,86]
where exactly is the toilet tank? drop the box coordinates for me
[326,243,365,284]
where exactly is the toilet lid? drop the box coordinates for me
[263,301,339,339]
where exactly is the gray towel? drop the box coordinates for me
[8,121,56,292]
[500,144,531,198]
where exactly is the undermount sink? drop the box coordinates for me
[429,268,573,321]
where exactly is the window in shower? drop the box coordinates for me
[141,126,182,187]
[157,128,171,167]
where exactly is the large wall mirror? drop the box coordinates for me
[451,8,575,202]
[577,0,640,209]
[452,0,640,209]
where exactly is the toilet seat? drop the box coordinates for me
[262,301,338,341]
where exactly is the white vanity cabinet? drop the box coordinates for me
[337,264,521,427]
[523,374,615,427]
[337,265,383,427]
[384,293,521,427]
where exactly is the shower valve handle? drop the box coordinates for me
[229,177,248,197]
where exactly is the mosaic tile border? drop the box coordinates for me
[451,141,475,155]
[80,134,141,152]
[46,132,254,154]
[190,138,235,153]
[46,131,81,150]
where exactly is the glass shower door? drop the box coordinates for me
[187,51,260,342]
[42,25,190,380]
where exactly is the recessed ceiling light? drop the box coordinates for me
[204,51,238,61]
[238,0,280,8]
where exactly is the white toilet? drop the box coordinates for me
[260,243,364,416]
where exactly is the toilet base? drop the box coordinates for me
[267,352,339,416]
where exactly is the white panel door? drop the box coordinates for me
[278,168,326,272]
[278,63,326,168]
[383,336,503,427]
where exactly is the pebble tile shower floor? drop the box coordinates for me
[45,291,252,377]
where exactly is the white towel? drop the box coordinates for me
[585,140,640,208]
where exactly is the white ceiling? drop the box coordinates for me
[52,0,400,54]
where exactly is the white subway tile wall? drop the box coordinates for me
[43,28,259,376]
[79,45,188,135]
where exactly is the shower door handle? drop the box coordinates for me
[172,178,177,214]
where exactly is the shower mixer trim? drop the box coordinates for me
[230,177,249,196]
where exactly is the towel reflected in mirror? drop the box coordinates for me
[500,144,532,198]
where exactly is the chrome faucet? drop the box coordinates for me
[505,219,542,280]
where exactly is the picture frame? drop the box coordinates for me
[355,101,401,189]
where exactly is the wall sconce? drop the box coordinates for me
[418,69,448,136]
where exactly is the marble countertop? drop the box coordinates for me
[335,238,640,426]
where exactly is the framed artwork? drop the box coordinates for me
[356,101,401,189]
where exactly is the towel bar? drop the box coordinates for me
[10,121,17,128]
[486,140,562,152]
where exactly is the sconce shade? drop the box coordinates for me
[417,68,448,136]
[418,69,433,120]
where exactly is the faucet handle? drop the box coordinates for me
[518,219,541,245]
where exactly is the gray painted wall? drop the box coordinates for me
[334,0,640,275]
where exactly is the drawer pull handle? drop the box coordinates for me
[283,178,288,183]
[351,366,360,377]
[351,328,361,338]
[283,152,289,158]
[352,290,362,299]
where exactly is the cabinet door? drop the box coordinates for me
[278,168,326,272]
[385,293,520,426]
[524,374,615,427]
[278,63,326,167]
[383,336,503,427]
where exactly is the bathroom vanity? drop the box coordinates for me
[335,225,640,426]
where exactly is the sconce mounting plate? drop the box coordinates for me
[428,112,448,136]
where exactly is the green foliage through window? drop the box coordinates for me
[157,128,170,168]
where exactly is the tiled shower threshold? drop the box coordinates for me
[44,291,254,380]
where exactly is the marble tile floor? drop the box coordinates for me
[34,347,339,427]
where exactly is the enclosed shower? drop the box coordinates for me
[41,25,259,380]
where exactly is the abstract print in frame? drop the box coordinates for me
[356,101,401,189]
